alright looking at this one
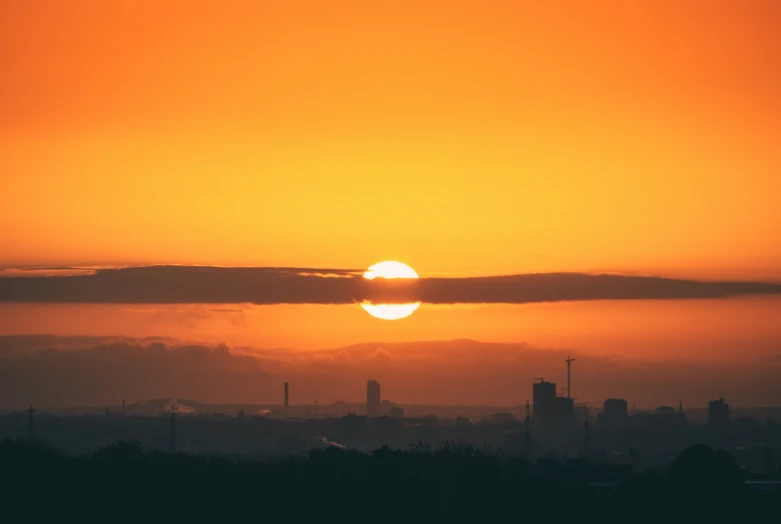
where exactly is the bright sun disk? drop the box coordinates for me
[361,261,420,320]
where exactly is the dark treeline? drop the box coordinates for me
[1,438,779,522]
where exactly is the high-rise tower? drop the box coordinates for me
[708,397,730,428]
[532,379,556,422]
[366,379,381,417]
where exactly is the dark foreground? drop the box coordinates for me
[1,438,779,522]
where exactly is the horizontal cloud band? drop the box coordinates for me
[0,265,780,304]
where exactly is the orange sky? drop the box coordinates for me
[2,0,780,279]
[2,2,781,406]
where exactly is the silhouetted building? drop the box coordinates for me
[533,380,575,435]
[629,406,685,431]
[553,397,574,425]
[708,397,730,428]
[604,398,628,418]
[598,398,628,428]
[653,405,686,429]
[381,399,392,415]
[366,379,381,417]
[533,380,556,425]
[733,416,759,432]
[284,382,289,413]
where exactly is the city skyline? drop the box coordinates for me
[2,0,781,435]
[1,335,778,410]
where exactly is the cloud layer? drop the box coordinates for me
[1,266,780,304]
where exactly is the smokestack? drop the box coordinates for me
[122,398,126,417]
[284,382,289,414]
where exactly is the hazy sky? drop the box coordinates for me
[2,335,780,409]
[1,1,780,406]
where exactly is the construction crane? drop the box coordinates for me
[629,402,637,416]
[566,356,576,399]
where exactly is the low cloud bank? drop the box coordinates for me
[1,266,779,304]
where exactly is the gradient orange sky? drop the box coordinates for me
[2,0,780,279]
[2,2,781,405]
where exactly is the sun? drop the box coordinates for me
[361,261,420,320]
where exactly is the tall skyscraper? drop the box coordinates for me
[604,398,628,419]
[532,380,556,423]
[553,396,575,425]
[708,397,730,428]
[598,398,629,428]
[366,379,381,417]
[284,382,289,413]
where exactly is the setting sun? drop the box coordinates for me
[363,261,419,281]
[361,261,420,320]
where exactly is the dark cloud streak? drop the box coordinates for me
[0,265,779,304]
